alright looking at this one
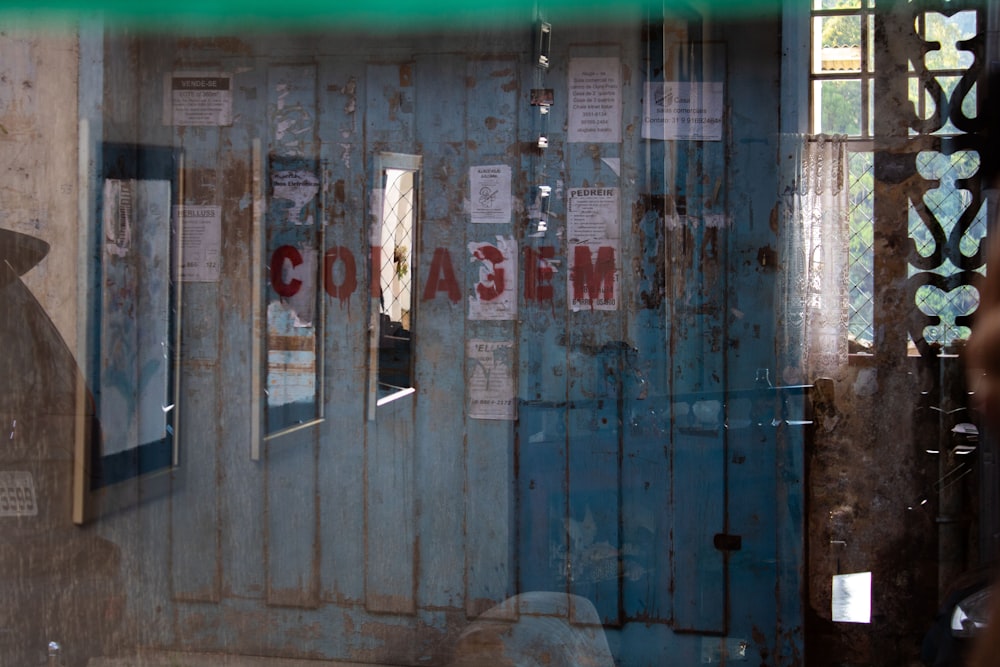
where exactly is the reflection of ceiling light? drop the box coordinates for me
[909,498,929,510]
[953,422,979,437]
[926,448,940,454]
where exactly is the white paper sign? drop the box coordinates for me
[164,73,233,127]
[272,169,320,226]
[832,572,872,624]
[642,81,724,141]
[568,187,620,243]
[467,340,516,420]
[567,187,619,312]
[569,242,620,312]
[468,236,517,321]
[471,165,512,224]
[176,205,222,282]
[569,58,622,143]
[102,179,133,258]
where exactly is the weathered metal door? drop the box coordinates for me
[87,11,807,665]
[513,16,807,664]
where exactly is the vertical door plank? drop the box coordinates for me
[665,38,730,632]
[564,45,625,627]
[516,47,570,604]
[216,56,268,601]
[364,60,417,615]
[316,56,369,604]
[171,125,224,603]
[620,29,673,624]
[411,52,469,611]
[264,63,321,608]
[463,55,520,617]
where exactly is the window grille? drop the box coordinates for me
[811,1,986,357]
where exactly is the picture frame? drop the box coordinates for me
[73,142,182,523]
[249,144,326,458]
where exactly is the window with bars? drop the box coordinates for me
[811,0,874,139]
[368,153,420,416]
[380,168,415,332]
[811,1,985,355]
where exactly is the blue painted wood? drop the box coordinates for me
[776,424,807,664]
[364,60,417,616]
[726,16,803,661]
[621,28,674,627]
[264,426,320,608]
[565,44,635,628]
[461,55,521,617]
[263,63,321,608]
[516,408,567,593]
[316,56,369,604]
[365,392,417,614]
[412,52,470,611]
[171,362,222,603]
[100,14,803,665]
[170,116,224,603]
[412,54,468,608]
[726,421,779,654]
[515,43,570,606]
[216,55,268,602]
[662,36,731,633]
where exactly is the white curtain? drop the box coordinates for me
[779,134,850,382]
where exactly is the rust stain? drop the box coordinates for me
[484,116,500,130]
[520,141,546,157]
[751,625,771,664]
[501,79,518,92]
[223,160,253,318]
[399,63,413,87]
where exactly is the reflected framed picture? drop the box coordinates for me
[249,149,325,456]
[73,142,182,523]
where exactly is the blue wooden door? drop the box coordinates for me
[98,13,807,666]
[514,15,808,665]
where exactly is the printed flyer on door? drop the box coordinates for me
[568,187,620,311]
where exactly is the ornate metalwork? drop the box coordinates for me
[876,0,987,358]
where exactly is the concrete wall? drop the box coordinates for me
[0,25,79,345]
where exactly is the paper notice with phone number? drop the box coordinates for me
[175,205,222,282]
[568,57,622,143]
[568,187,620,311]
[467,340,516,420]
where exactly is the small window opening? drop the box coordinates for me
[368,154,420,418]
